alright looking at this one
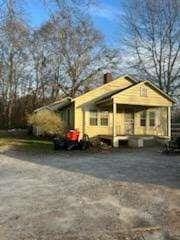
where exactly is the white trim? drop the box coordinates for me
[167,106,171,139]
[148,110,156,127]
[140,110,146,127]
[112,80,175,104]
[72,75,137,102]
[89,109,110,127]
[113,101,117,146]
[89,110,98,126]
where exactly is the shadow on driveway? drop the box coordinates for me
[3,148,180,189]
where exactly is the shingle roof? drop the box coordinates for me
[95,83,138,104]
[34,97,72,112]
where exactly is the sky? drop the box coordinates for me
[24,0,123,46]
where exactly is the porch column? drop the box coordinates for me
[167,106,171,139]
[113,100,118,147]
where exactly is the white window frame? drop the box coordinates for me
[89,110,98,126]
[67,108,71,126]
[89,110,109,126]
[100,111,109,126]
[149,111,156,127]
[140,110,146,127]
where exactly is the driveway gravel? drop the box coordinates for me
[0,148,179,240]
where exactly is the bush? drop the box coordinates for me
[27,110,66,136]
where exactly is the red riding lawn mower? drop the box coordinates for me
[53,129,91,151]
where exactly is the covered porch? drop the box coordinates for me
[96,98,171,147]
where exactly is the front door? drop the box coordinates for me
[124,111,134,135]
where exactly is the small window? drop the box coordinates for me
[149,111,155,127]
[67,109,70,126]
[140,111,146,126]
[140,87,147,97]
[60,111,64,121]
[100,111,109,126]
[89,111,98,126]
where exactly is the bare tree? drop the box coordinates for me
[44,0,96,9]
[36,9,118,98]
[0,0,119,128]
[0,0,30,128]
[121,0,180,97]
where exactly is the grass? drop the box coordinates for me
[0,133,53,152]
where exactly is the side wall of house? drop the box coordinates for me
[58,103,74,129]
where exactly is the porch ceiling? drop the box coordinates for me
[96,98,167,108]
[96,98,112,107]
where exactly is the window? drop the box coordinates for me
[140,87,147,97]
[140,111,146,126]
[89,111,98,126]
[67,109,70,126]
[60,111,64,121]
[89,110,109,126]
[100,111,109,126]
[149,111,156,127]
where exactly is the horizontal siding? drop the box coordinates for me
[134,107,168,136]
[74,80,172,137]
[75,77,133,107]
[82,110,124,137]
[74,77,133,134]
[113,82,172,107]
[59,103,74,129]
[78,107,168,138]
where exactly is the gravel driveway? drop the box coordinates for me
[0,148,179,240]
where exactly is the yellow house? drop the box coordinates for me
[36,74,175,147]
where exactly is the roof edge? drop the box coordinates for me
[34,97,72,112]
[72,75,137,102]
[112,80,176,103]
[144,80,176,103]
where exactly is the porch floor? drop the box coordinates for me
[99,134,160,139]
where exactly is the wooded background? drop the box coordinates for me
[0,0,179,129]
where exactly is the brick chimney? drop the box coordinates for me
[103,72,113,84]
